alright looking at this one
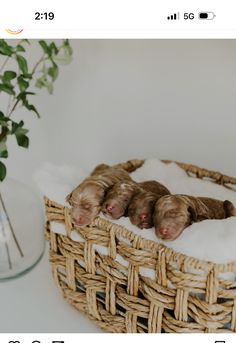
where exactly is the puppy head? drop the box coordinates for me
[102,182,136,219]
[223,200,236,217]
[128,191,156,229]
[66,182,104,226]
[154,195,195,241]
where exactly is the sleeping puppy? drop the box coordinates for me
[66,164,132,226]
[154,194,236,241]
[128,181,170,229]
[102,180,138,219]
[102,180,167,220]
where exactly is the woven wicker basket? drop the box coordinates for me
[45,159,236,333]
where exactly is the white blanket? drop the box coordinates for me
[34,159,236,266]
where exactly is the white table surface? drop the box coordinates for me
[0,245,103,333]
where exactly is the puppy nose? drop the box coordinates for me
[159,227,169,235]
[72,215,82,225]
[106,204,114,213]
[140,213,147,221]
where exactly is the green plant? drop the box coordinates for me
[0,39,73,181]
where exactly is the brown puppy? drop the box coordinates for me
[66,165,132,226]
[102,180,166,220]
[154,194,236,241]
[102,180,138,219]
[128,181,170,229]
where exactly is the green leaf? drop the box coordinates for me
[16,54,28,74]
[0,111,10,124]
[49,42,59,55]
[64,42,73,56]
[3,70,17,81]
[48,63,59,81]
[0,40,13,56]
[16,44,25,52]
[0,161,6,181]
[15,127,29,136]
[22,73,32,79]
[18,94,40,118]
[53,54,72,65]
[0,118,10,127]
[15,134,29,148]
[16,91,35,101]
[35,75,53,94]
[0,150,8,158]
[17,76,29,92]
[23,102,40,117]
[16,92,39,116]
[11,120,24,134]
[0,83,15,95]
[35,77,44,89]
[24,91,35,95]
[39,40,50,55]
[20,39,30,45]
[0,125,10,137]
[0,141,8,158]
[12,120,29,148]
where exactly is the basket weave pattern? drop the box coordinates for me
[45,159,236,333]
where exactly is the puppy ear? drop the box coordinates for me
[223,200,236,217]
[188,205,197,222]
[90,163,109,176]
[66,192,73,205]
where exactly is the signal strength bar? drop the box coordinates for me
[167,12,180,20]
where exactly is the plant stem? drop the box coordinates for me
[0,206,12,270]
[0,56,10,74]
[6,94,12,115]
[8,98,20,117]
[32,55,46,74]
[0,192,24,257]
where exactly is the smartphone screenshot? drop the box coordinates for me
[0,1,236,341]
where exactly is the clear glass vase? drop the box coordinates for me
[0,177,45,280]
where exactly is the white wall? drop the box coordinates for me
[3,39,236,186]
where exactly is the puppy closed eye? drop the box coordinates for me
[84,204,91,210]
[165,210,184,218]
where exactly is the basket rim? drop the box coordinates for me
[45,158,236,273]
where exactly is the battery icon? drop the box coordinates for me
[199,12,216,20]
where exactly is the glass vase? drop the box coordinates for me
[0,177,45,280]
